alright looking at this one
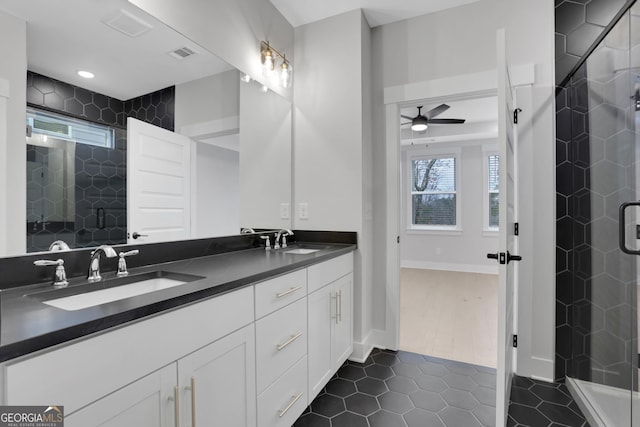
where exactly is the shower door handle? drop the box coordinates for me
[619,201,640,254]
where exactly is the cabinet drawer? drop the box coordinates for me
[256,298,307,393]
[307,252,353,293]
[255,269,307,319]
[257,356,307,427]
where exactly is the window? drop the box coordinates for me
[26,108,115,149]
[410,156,457,227]
[487,154,499,229]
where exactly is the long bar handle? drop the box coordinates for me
[337,290,342,323]
[276,332,303,351]
[190,377,196,427]
[331,293,338,324]
[169,386,180,427]
[276,286,302,298]
[278,392,303,418]
[619,202,640,255]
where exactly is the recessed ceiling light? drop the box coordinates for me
[77,70,95,79]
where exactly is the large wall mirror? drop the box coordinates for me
[1,0,292,253]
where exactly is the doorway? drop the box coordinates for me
[396,97,500,368]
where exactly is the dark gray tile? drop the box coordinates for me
[292,412,330,427]
[471,386,496,407]
[325,378,357,397]
[404,408,445,427]
[344,393,380,416]
[415,373,449,392]
[378,391,414,414]
[441,388,480,410]
[367,409,407,427]
[439,406,484,427]
[409,389,447,412]
[355,377,388,396]
[386,375,419,394]
[310,393,345,418]
[331,411,368,427]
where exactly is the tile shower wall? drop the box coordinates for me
[555,0,627,86]
[26,71,175,251]
[555,1,639,387]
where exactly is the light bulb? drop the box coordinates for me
[280,61,291,88]
[240,73,251,83]
[262,49,275,78]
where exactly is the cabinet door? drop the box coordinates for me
[65,364,175,427]
[178,324,256,427]
[307,284,334,401]
[333,273,353,368]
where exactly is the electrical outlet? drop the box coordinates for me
[299,203,309,220]
[280,203,290,220]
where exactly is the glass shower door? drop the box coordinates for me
[564,4,639,427]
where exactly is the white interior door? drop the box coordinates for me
[495,28,519,427]
[127,118,192,244]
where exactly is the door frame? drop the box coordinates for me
[381,66,535,354]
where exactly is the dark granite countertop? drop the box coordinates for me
[0,242,355,362]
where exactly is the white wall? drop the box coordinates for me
[400,143,499,274]
[195,142,240,237]
[371,0,556,380]
[129,0,294,101]
[175,69,240,131]
[0,11,26,256]
[294,9,374,359]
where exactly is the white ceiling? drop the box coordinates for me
[0,0,232,100]
[270,0,480,28]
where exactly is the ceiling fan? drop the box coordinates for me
[401,104,466,131]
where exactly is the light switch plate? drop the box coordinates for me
[299,203,309,220]
[280,203,290,220]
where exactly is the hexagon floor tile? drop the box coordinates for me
[294,349,590,427]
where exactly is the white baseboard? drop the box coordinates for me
[401,260,498,275]
[349,329,387,363]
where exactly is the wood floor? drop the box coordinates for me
[399,268,498,368]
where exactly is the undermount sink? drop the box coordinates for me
[283,248,321,255]
[35,271,204,311]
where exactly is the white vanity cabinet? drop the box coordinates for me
[1,250,355,427]
[307,254,354,402]
[2,286,256,426]
[66,324,256,427]
[65,364,175,427]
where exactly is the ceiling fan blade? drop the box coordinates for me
[400,115,414,120]
[428,118,466,124]
[425,104,450,119]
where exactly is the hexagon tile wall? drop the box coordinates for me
[26,71,175,251]
[555,0,638,383]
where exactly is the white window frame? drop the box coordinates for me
[482,144,499,235]
[405,146,462,234]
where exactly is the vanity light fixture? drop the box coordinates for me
[77,70,95,79]
[260,41,292,88]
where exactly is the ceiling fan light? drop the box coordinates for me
[411,116,428,132]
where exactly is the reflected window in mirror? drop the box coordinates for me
[26,107,127,252]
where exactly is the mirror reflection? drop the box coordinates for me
[0,0,292,253]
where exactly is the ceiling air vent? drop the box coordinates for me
[103,9,153,38]
[169,47,197,60]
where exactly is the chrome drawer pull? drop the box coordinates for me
[337,290,342,323]
[276,332,303,351]
[278,392,303,418]
[276,286,302,298]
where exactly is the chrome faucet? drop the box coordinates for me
[274,229,294,249]
[34,258,69,287]
[48,240,70,251]
[87,245,117,282]
[241,228,256,234]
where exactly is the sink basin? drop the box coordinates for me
[283,248,321,255]
[35,271,204,311]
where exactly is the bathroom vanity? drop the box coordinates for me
[0,237,355,427]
